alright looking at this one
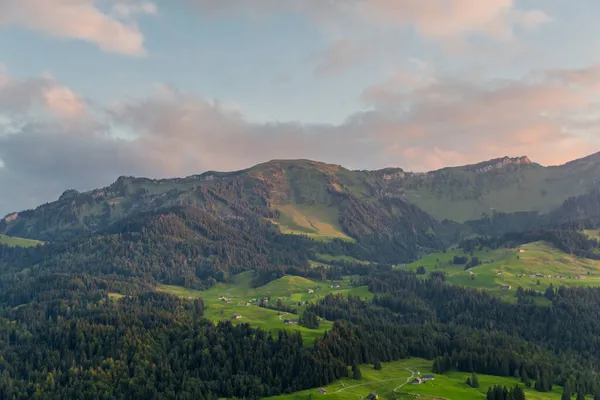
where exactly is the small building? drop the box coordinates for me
[308,289,314,294]
[411,377,423,384]
[333,284,341,288]
[500,285,512,290]
[517,248,526,253]
[421,375,435,381]
[497,271,503,275]
[284,319,298,325]
[468,271,474,275]
[246,303,252,307]
[232,313,242,320]
[317,388,327,394]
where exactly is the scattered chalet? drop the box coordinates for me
[317,388,327,394]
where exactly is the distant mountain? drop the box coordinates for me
[3,152,600,250]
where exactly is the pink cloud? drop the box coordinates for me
[0,0,152,56]
[0,67,86,117]
[42,86,87,117]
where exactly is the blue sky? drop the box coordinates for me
[1,0,600,214]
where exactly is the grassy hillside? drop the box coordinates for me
[159,272,372,345]
[403,241,600,301]
[274,204,354,242]
[266,358,570,400]
[0,234,43,248]
[401,155,600,222]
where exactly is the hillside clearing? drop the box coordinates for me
[159,272,371,345]
[274,204,354,242]
[403,241,600,302]
[0,234,44,248]
[266,358,570,400]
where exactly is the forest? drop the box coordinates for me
[2,193,600,398]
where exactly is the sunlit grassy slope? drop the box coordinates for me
[0,234,43,248]
[267,358,571,400]
[159,272,371,345]
[274,204,354,242]
[403,241,600,302]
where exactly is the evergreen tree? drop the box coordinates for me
[373,360,382,370]
[352,365,362,380]
[471,372,479,388]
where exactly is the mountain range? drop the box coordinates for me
[3,152,600,244]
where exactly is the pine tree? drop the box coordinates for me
[373,360,382,370]
[352,365,362,380]
[562,389,571,400]
[576,393,585,400]
[471,372,479,388]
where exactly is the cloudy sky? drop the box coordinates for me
[1,0,600,215]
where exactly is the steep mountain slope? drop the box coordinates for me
[0,160,454,263]
[388,154,600,221]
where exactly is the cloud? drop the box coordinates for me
[0,0,153,56]
[358,63,600,170]
[0,67,87,117]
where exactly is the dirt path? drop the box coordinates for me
[333,368,416,398]
[393,368,416,392]
[278,312,289,321]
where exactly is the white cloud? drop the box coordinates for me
[0,0,154,56]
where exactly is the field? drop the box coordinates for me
[159,272,371,345]
[266,358,572,400]
[316,253,370,264]
[0,234,43,248]
[274,204,354,242]
[402,241,600,302]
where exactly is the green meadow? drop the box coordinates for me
[402,241,600,302]
[0,234,43,248]
[273,204,355,242]
[159,272,372,345]
[267,358,573,400]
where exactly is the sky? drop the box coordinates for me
[1,0,600,215]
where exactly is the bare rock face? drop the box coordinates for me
[470,156,533,174]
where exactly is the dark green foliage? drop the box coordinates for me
[416,266,426,275]
[373,360,382,370]
[352,365,362,380]
[486,385,526,400]
[470,372,480,388]
[299,310,320,329]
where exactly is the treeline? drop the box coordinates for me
[459,229,600,259]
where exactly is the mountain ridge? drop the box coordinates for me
[3,152,600,244]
